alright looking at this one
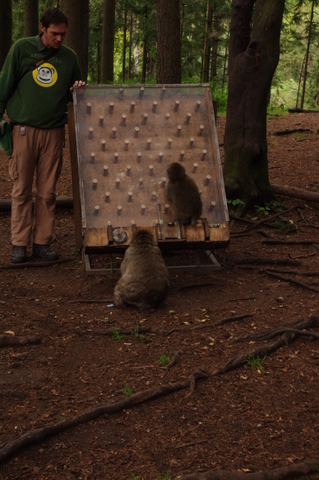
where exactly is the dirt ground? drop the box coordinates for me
[0,112,319,480]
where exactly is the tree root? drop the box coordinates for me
[0,258,74,269]
[235,315,319,342]
[264,269,319,293]
[227,257,301,266]
[179,459,319,479]
[0,334,41,347]
[0,369,207,463]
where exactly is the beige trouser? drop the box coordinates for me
[8,125,65,246]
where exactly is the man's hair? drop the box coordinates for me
[40,8,68,28]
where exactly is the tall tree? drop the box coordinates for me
[157,0,181,84]
[202,0,213,83]
[0,0,12,71]
[61,0,89,81]
[223,0,285,207]
[25,0,38,37]
[101,0,116,83]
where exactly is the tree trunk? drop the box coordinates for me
[122,7,127,82]
[101,0,115,83]
[61,0,89,81]
[300,0,315,110]
[210,6,221,81]
[156,0,181,84]
[24,0,38,37]
[0,0,12,71]
[141,5,148,83]
[202,0,212,83]
[223,0,285,207]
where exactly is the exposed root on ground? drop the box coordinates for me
[0,334,41,347]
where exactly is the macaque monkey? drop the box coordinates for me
[165,162,202,225]
[114,229,170,312]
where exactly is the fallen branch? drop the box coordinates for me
[261,239,318,245]
[272,184,319,203]
[179,459,319,479]
[0,369,207,463]
[273,127,312,136]
[264,269,319,293]
[234,206,298,234]
[0,334,41,347]
[227,257,301,267]
[0,258,74,269]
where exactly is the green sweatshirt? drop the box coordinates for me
[0,34,82,129]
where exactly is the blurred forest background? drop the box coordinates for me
[1,0,319,114]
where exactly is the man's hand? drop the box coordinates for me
[70,81,86,92]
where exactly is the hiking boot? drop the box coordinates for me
[32,243,59,261]
[11,245,27,264]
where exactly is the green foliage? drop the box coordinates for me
[246,354,267,370]
[158,352,173,366]
[122,383,132,397]
[132,324,143,341]
[273,218,297,235]
[112,329,124,341]
[210,81,228,113]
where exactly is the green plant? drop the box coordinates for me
[273,219,297,235]
[246,354,267,370]
[132,324,144,341]
[112,329,124,341]
[159,353,170,366]
[71,248,81,256]
[130,472,142,480]
[122,383,132,397]
[156,473,176,480]
[227,198,245,208]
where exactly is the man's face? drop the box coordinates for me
[40,22,67,49]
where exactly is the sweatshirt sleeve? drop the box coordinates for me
[0,43,20,118]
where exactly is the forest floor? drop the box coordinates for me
[0,112,319,480]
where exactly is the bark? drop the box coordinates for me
[202,0,212,83]
[156,0,181,84]
[24,0,38,37]
[223,0,285,207]
[0,0,12,71]
[61,0,89,81]
[101,0,116,83]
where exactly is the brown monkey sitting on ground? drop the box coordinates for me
[165,162,202,225]
[114,229,170,312]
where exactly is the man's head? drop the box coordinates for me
[40,8,68,49]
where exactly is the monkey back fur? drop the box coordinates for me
[113,230,170,312]
[165,162,202,225]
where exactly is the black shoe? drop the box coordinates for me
[11,245,27,264]
[32,244,59,261]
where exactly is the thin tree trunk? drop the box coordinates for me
[61,0,89,81]
[25,0,38,37]
[210,6,221,81]
[141,5,148,83]
[300,0,315,110]
[0,0,12,71]
[157,0,181,84]
[122,7,127,82]
[202,0,212,83]
[128,11,133,80]
[101,0,115,83]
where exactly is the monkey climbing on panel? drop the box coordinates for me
[69,84,229,268]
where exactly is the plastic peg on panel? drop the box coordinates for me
[165,113,170,120]
[86,103,91,115]
[88,127,93,139]
[180,150,185,161]
[99,116,104,127]
[134,126,139,138]
[142,113,148,125]
[101,140,106,151]
[199,125,204,136]
[140,86,145,97]
[209,201,216,211]
[139,178,144,187]
[204,175,211,186]
[149,165,154,176]
[176,125,182,137]
[146,138,152,150]
[111,127,116,139]
[189,137,194,147]
[126,165,131,176]
[186,112,191,124]
[90,152,95,164]
[113,152,119,163]
[164,204,169,214]
[174,100,180,112]
[124,139,129,151]
[121,114,127,126]
[103,165,109,176]
[92,178,98,190]
[130,101,135,113]
[193,162,198,173]
[161,177,167,188]
[195,100,201,112]
[127,191,133,202]
[152,101,158,113]
[109,102,114,113]
[167,138,172,149]
[201,149,207,161]
[158,152,164,163]
[136,152,142,163]
[117,205,122,215]
[94,205,100,215]
[140,204,146,214]
[151,191,157,201]
[115,178,120,189]
[105,192,110,202]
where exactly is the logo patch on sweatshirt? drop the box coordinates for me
[33,63,58,87]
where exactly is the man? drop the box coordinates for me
[0,7,86,263]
